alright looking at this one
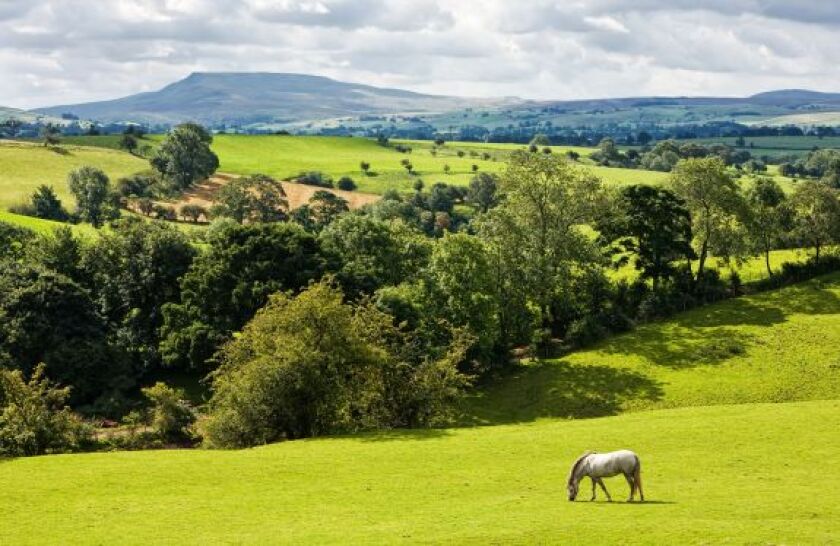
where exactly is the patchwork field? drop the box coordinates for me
[468,272,840,424]
[1,400,838,544]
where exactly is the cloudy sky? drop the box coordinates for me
[2,0,840,109]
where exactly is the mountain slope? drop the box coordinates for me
[33,72,509,126]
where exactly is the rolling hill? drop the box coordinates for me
[33,72,512,127]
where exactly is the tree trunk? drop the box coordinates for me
[696,238,709,282]
[765,249,773,278]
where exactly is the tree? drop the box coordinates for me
[478,151,603,340]
[425,233,500,358]
[40,124,61,147]
[309,190,349,229]
[119,133,138,155]
[30,185,69,221]
[27,226,82,282]
[443,164,451,175]
[210,174,288,224]
[0,365,90,457]
[67,166,118,227]
[360,161,371,175]
[428,183,455,213]
[0,222,35,262]
[467,172,499,213]
[160,222,327,369]
[745,178,790,277]
[598,185,694,290]
[180,204,207,223]
[150,123,219,191]
[530,133,551,146]
[319,215,430,296]
[337,176,357,191]
[790,181,840,262]
[80,218,196,373]
[200,280,470,447]
[141,382,195,441]
[0,263,115,405]
[669,157,748,280]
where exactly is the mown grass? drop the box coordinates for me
[0,140,147,210]
[467,272,840,424]
[0,400,838,544]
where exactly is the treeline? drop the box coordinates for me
[4,146,840,456]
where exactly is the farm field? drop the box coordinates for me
[467,272,840,424]
[685,135,840,159]
[1,400,838,544]
[0,139,146,209]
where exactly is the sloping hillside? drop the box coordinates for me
[467,273,840,424]
[1,400,838,544]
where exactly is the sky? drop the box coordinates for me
[2,0,840,109]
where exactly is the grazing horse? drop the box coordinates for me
[566,450,644,502]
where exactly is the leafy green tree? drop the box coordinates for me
[598,185,694,289]
[309,190,349,229]
[337,176,357,191]
[29,185,69,221]
[530,134,551,146]
[425,233,500,358]
[0,221,35,261]
[150,123,219,191]
[211,174,288,224]
[67,166,118,227]
[0,263,116,405]
[745,178,790,276]
[119,133,138,155]
[27,227,82,281]
[0,364,91,457]
[180,204,207,223]
[319,215,430,296]
[40,124,61,147]
[201,280,470,447]
[790,181,840,262]
[467,172,499,213]
[428,183,455,213]
[669,157,748,280]
[360,161,371,175]
[479,151,603,338]
[160,221,327,368]
[141,382,195,441]
[80,218,196,372]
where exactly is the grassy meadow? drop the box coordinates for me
[1,400,838,544]
[468,272,840,424]
[0,140,146,210]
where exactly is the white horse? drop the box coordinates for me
[566,450,644,502]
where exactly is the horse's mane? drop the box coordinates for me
[567,451,595,484]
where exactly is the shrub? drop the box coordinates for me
[141,382,196,442]
[0,364,91,457]
[201,280,470,448]
[295,171,334,188]
[180,204,207,223]
[337,176,357,191]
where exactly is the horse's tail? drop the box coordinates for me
[633,455,644,501]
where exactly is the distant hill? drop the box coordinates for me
[33,72,512,127]
[28,73,840,132]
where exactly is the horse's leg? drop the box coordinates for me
[597,478,612,502]
[590,476,597,501]
[624,473,635,502]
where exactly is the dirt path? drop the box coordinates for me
[166,172,380,215]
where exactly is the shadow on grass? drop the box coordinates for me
[463,362,663,426]
[579,500,676,505]
[345,427,452,443]
[597,278,840,369]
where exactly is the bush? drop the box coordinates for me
[295,171,334,188]
[141,382,196,442]
[337,176,357,191]
[0,364,91,457]
[200,280,470,448]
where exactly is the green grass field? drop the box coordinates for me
[1,400,838,544]
[211,135,668,194]
[0,140,147,210]
[468,272,840,424]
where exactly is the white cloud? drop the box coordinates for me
[1,0,840,108]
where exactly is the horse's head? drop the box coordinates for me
[567,481,579,501]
